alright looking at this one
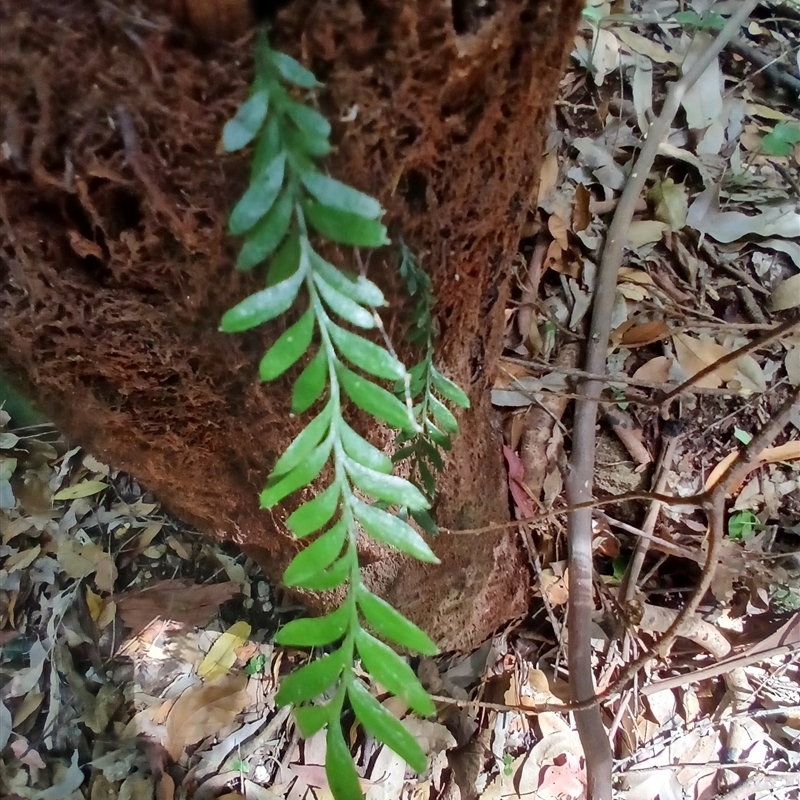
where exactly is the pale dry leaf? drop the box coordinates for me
[680,32,723,129]
[672,333,737,388]
[785,345,800,387]
[633,356,671,383]
[626,220,666,248]
[615,27,679,64]
[52,479,109,501]
[537,152,560,208]
[770,273,800,311]
[38,750,85,800]
[687,184,800,243]
[705,441,800,493]
[165,673,249,760]
[13,689,44,728]
[4,545,41,572]
[198,620,252,681]
[632,54,653,134]
[589,27,620,87]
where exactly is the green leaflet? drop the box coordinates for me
[251,115,282,179]
[308,250,386,307]
[338,367,414,431]
[292,556,350,591]
[313,273,376,329]
[276,648,346,707]
[284,100,332,140]
[429,394,459,436]
[355,630,436,717]
[293,703,331,737]
[286,483,341,538]
[267,233,301,286]
[229,152,287,236]
[326,723,363,800]
[303,199,390,248]
[223,89,269,152]
[259,309,315,382]
[268,50,321,89]
[260,439,331,508]
[351,499,439,564]
[301,171,383,220]
[237,189,294,272]
[340,422,392,474]
[272,403,332,477]
[344,457,429,510]
[275,603,350,647]
[292,348,329,414]
[328,324,406,381]
[220,255,306,333]
[356,588,438,655]
[282,520,347,587]
[347,679,427,773]
[431,367,470,408]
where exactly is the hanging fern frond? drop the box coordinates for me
[392,241,470,535]
[219,32,469,798]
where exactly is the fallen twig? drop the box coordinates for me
[564,3,759,797]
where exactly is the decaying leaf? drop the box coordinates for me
[165,673,249,760]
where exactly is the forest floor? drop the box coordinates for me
[2,1,800,799]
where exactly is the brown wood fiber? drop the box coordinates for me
[0,0,582,649]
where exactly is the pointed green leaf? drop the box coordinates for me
[272,403,332,477]
[229,153,286,236]
[283,520,347,586]
[275,648,345,707]
[303,199,389,248]
[308,250,385,307]
[237,189,294,271]
[344,458,428,510]
[326,723,363,800]
[419,438,444,472]
[351,499,439,563]
[431,368,470,408]
[219,259,305,333]
[251,115,282,178]
[292,555,350,590]
[339,368,414,431]
[284,100,331,140]
[411,508,439,537]
[355,630,436,716]
[267,234,301,286]
[417,459,437,498]
[429,395,459,436]
[301,172,383,220]
[286,482,340,538]
[340,422,392,473]
[268,50,321,89]
[424,419,452,450]
[357,588,438,655]
[292,127,333,158]
[347,679,427,773]
[294,703,332,737]
[313,274,375,329]
[292,347,329,414]
[275,603,350,647]
[260,440,331,508]
[223,89,269,152]
[328,325,405,381]
[259,309,315,382]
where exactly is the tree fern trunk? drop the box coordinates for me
[0,0,582,649]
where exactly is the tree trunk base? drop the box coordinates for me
[0,0,581,650]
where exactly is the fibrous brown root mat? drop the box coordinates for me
[0,0,584,648]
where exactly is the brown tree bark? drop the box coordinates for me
[0,0,582,650]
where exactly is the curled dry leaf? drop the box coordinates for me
[705,440,800,494]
